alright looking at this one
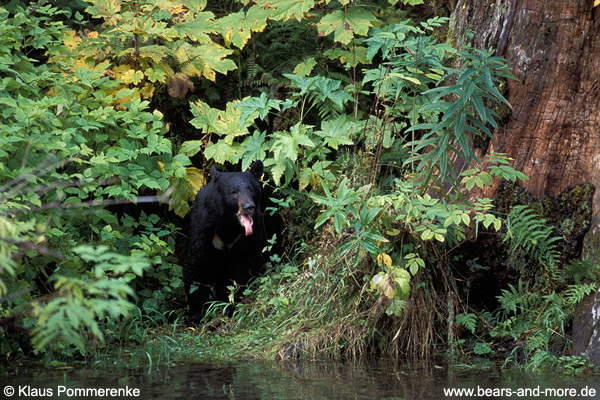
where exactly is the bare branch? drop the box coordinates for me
[0,236,63,259]
[4,186,174,216]
[0,287,32,304]
[0,154,81,202]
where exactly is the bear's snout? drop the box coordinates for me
[237,199,255,236]
[242,201,255,214]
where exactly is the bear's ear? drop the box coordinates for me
[248,160,263,180]
[210,165,220,181]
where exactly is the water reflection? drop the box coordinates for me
[2,360,600,399]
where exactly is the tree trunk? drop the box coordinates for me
[448,0,600,360]
[448,0,600,257]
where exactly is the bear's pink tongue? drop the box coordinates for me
[239,214,253,236]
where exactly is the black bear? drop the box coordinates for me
[183,161,266,322]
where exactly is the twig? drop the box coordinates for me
[4,187,173,216]
[0,155,81,202]
[0,236,63,259]
[0,287,32,304]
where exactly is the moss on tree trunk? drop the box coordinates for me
[447,0,600,257]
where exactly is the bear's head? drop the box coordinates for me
[211,160,263,236]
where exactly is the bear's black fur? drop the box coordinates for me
[183,161,266,322]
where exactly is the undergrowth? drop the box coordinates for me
[451,206,600,373]
[1,0,597,376]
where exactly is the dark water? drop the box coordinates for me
[2,360,600,399]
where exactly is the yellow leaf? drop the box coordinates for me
[112,64,131,77]
[139,45,169,63]
[185,167,206,193]
[121,69,145,85]
[215,11,254,49]
[170,4,187,14]
[595,0,600,7]
[377,253,392,267]
[381,278,395,299]
[139,83,155,99]
[111,88,136,109]
[298,167,313,191]
[202,68,215,81]
[63,30,82,50]
[493,219,502,231]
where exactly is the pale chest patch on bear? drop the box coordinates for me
[212,232,240,252]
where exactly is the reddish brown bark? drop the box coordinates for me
[449,0,600,257]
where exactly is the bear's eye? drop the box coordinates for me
[230,189,238,195]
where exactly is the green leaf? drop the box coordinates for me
[238,130,267,170]
[179,140,204,157]
[190,100,221,131]
[267,157,290,185]
[285,73,318,95]
[255,0,315,21]
[461,213,470,226]
[293,57,317,77]
[312,77,354,109]
[284,74,353,110]
[323,47,369,67]
[317,6,377,45]
[315,115,355,149]
[214,5,270,49]
[204,140,240,164]
[271,123,315,162]
[236,93,281,128]
[298,166,314,191]
[473,342,493,355]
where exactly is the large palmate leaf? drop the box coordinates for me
[270,123,315,163]
[235,93,292,128]
[175,43,236,81]
[284,74,353,110]
[255,0,315,21]
[238,130,268,171]
[174,11,215,42]
[214,5,270,49]
[205,140,240,164]
[315,115,355,149]
[317,6,376,45]
[189,100,256,144]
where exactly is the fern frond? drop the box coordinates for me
[304,92,343,121]
[565,259,600,284]
[565,282,598,305]
[505,205,561,272]
[497,280,532,317]
[246,53,256,84]
[456,312,477,334]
